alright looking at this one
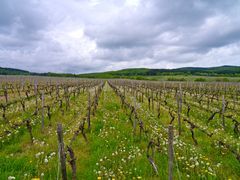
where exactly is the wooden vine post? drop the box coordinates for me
[34,81,38,114]
[56,84,60,99]
[87,91,91,129]
[57,123,67,180]
[41,92,45,131]
[157,101,160,119]
[168,125,174,180]
[4,85,8,104]
[133,97,137,135]
[222,95,226,129]
[26,119,33,144]
[67,146,77,180]
[2,105,7,121]
[64,86,70,111]
[177,84,182,135]
[151,90,154,110]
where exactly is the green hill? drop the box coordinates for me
[0,65,240,78]
[0,67,30,75]
[78,65,240,78]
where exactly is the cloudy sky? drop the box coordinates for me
[0,0,240,73]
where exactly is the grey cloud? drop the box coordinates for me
[0,0,240,73]
[0,0,48,49]
[85,0,240,55]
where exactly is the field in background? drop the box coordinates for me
[121,75,240,82]
[0,76,239,179]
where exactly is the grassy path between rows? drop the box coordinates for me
[73,83,161,179]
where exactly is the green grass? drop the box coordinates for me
[0,81,239,179]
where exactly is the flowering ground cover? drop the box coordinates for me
[0,77,239,179]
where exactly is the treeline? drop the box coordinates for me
[81,66,240,77]
[0,67,30,75]
[1,65,240,79]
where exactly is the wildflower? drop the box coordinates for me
[35,152,41,158]
[50,152,56,156]
[44,158,48,163]
[31,178,40,180]
[97,177,102,180]
[137,176,142,179]
[208,167,213,172]
[8,176,15,180]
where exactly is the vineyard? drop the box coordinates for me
[0,76,239,179]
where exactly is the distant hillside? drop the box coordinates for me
[78,65,240,78]
[0,67,77,77]
[0,65,240,78]
[0,67,30,75]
